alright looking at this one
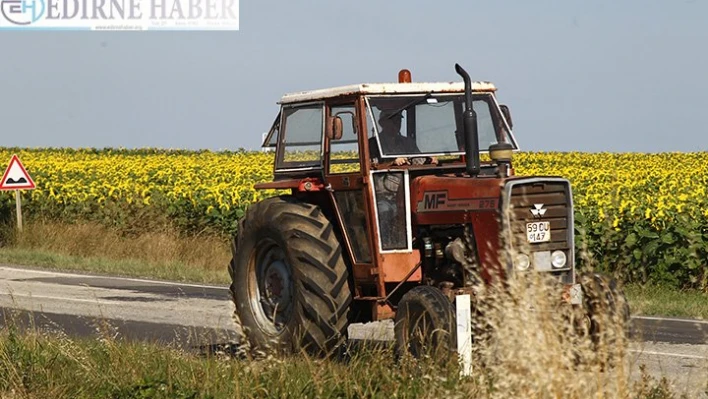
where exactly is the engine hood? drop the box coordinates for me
[411,174,507,225]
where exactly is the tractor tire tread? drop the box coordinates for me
[228,195,351,356]
[394,285,455,359]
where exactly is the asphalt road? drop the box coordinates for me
[1,265,706,397]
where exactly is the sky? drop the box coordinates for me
[1,0,707,153]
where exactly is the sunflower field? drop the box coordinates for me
[0,147,706,289]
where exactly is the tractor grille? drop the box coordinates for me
[503,178,574,283]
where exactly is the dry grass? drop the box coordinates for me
[12,220,231,267]
[0,272,688,399]
[467,272,631,397]
[0,220,232,284]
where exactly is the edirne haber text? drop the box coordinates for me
[43,0,238,20]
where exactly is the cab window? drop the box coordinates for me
[277,102,324,169]
[329,104,360,174]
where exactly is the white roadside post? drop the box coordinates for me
[456,293,473,376]
[0,154,37,233]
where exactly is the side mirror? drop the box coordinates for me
[499,104,513,130]
[336,111,357,134]
[326,116,343,140]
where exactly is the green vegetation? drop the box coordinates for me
[624,283,708,320]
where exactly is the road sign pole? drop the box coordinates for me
[15,189,22,232]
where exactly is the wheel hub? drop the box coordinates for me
[263,260,292,312]
[248,241,295,335]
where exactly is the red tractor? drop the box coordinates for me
[228,64,629,359]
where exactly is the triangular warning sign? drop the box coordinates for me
[0,154,36,190]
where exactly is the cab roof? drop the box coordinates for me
[279,81,497,105]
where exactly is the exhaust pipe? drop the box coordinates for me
[455,63,481,177]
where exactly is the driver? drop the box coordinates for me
[369,109,438,166]
[369,109,437,249]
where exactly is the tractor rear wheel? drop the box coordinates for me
[228,196,352,357]
[394,285,455,360]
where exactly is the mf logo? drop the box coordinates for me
[423,192,446,209]
[530,203,547,218]
[1,0,45,25]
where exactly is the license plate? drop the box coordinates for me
[526,221,550,243]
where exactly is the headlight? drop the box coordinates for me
[551,250,567,268]
[514,253,530,271]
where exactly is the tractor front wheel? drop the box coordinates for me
[579,272,631,366]
[228,196,352,357]
[394,285,455,360]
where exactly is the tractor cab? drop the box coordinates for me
[261,69,517,176]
